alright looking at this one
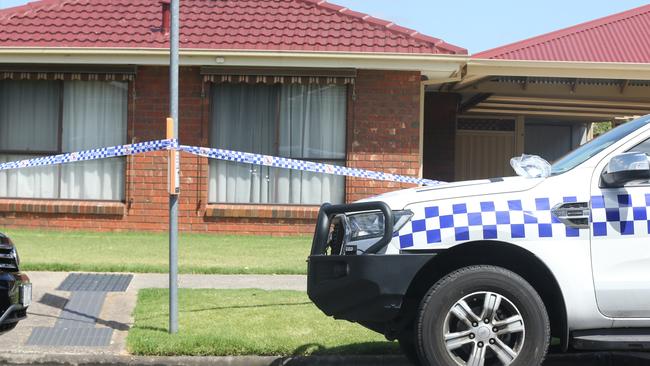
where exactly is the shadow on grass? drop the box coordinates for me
[130,325,168,333]
[265,343,404,366]
[289,342,400,356]
[135,301,312,323]
[182,301,313,314]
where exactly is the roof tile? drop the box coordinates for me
[474,4,650,62]
[0,0,466,54]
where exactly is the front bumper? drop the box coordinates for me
[0,272,30,326]
[308,253,433,323]
[307,202,435,326]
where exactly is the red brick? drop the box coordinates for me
[0,68,422,236]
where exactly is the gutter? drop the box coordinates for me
[0,48,468,82]
[4,47,650,82]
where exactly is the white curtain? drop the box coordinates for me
[60,81,127,200]
[208,84,278,203]
[0,81,60,198]
[274,84,346,204]
[0,80,127,200]
[208,83,346,205]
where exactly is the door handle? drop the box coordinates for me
[551,202,590,229]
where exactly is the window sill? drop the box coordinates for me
[205,204,320,220]
[0,199,126,216]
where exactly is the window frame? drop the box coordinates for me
[0,79,129,202]
[206,81,349,206]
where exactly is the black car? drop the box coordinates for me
[0,232,30,334]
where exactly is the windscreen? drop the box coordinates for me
[551,115,650,175]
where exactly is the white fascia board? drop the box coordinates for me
[468,58,650,81]
[0,48,467,80]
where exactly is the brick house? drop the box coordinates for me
[0,0,467,234]
[5,1,648,235]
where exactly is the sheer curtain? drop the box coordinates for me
[208,83,346,205]
[208,84,278,203]
[0,80,60,198]
[274,84,346,204]
[60,81,127,200]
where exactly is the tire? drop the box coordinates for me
[415,265,550,366]
[399,329,422,366]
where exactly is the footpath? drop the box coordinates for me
[1,272,306,357]
[1,271,648,366]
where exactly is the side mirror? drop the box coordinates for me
[600,152,650,188]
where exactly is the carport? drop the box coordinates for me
[421,4,650,182]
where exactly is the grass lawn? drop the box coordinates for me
[3,228,310,274]
[127,288,398,356]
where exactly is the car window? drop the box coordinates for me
[629,137,650,155]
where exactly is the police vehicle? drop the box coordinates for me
[308,114,650,365]
[0,232,30,335]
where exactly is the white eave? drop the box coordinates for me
[467,58,650,81]
[0,47,469,82]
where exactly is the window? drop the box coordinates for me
[208,83,346,205]
[0,80,128,200]
[630,137,650,155]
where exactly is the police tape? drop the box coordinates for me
[178,145,443,186]
[0,138,443,186]
[0,139,177,171]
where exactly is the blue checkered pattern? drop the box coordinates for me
[591,193,650,237]
[179,145,441,186]
[0,138,441,187]
[0,139,176,171]
[397,196,585,249]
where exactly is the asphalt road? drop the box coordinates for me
[6,352,650,366]
[544,352,650,366]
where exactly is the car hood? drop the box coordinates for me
[358,176,545,210]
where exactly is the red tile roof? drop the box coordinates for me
[474,4,650,62]
[0,0,466,54]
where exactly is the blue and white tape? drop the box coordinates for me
[0,138,443,187]
[0,139,177,171]
[179,145,442,186]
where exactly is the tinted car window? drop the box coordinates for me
[630,137,650,155]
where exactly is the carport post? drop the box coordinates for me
[168,0,180,334]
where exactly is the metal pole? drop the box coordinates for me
[169,0,180,334]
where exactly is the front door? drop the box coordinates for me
[590,138,650,318]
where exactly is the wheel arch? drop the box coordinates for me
[400,241,569,352]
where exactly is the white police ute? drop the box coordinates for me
[308,114,650,366]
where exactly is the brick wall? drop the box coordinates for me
[346,70,422,202]
[0,67,423,235]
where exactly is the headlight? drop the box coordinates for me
[348,210,413,241]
